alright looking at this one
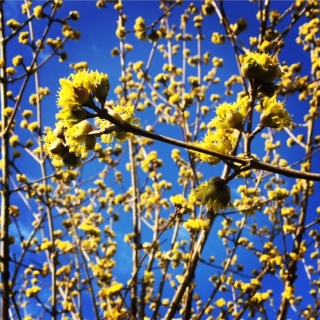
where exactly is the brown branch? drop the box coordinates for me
[86,109,320,181]
[0,4,11,319]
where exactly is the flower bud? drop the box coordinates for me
[92,75,110,105]
[74,120,93,138]
[240,62,262,80]
[206,156,221,166]
[53,126,64,139]
[71,106,89,120]
[63,152,81,167]
[73,86,90,105]
[225,110,244,129]
[220,138,233,153]
[208,185,231,206]
[49,139,68,157]
[260,112,279,128]
[108,109,123,122]
[85,136,96,150]
[193,177,231,210]
[240,53,283,83]
[259,83,278,97]
[113,128,128,140]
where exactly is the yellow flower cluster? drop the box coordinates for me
[183,218,209,231]
[282,285,295,300]
[99,282,123,298]
[267,187,290,200]
[25,285,41,297]
[195,97,250,167]
[170,194,193,212]
[134,17,147,40]
[43,121,92,167]
[97,104,140,143]
[208,96,249,130]
[195,129,235,166]
[57,69,109,109]
[241,52,282,83]
[190,177,231,212]
[260,96,292,129]
[211,32,225,44]
[45,69,138,167]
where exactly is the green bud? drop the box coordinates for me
[53,127,64,139]
[85,135,96,150]
[71,106,89,120]
[225,110,244,129]
[259,83,278,97]
[240,62,262,80]
[92,77,110,105]
[73,86,90,105]
[113,128,127,140]
[74,120,93,138]
[211,185,231,206]
[204,177,231,207]
[260,112,280,128]
[63,152,81,167]
[206,156,221,166]
[49,139,68,157]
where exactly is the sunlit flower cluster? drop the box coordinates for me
[190,177,231,212]
[260,96,292,129]
[208,96,249,130]
[183,218,209,231]
[57,69,110,109]
[97,104,140,143]
[43,69,109,166]
[195,128,235,166]
[241,52,283,83]
[44,69,140,167]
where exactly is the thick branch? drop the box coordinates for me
[87,110,320,181]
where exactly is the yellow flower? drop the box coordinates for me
[209,96,249,130]
[69,11,80,21]
[62,25,81,40]
[211,32,225,44]
[57,69,110,110]
[268,187,289,200]
[260,96,292,128]
[170,194,187,206]
[169,93,181,105]
[58,79,90,110]
[19,31,29,44]
[134,17,146,40]
[70,61,89,70]
[25,285,41,297]
[99,282,123,298]
[6,67,16,76]
[6,19,20,29]
[90,70,110,104]
[55,240,74,253]
[190,177,231,212]
[12,55,23,67]
[241,52,282,83]
[98,104,140,143]
[33,6,45,19]
[215,298,226,307]
[162,298,170,306]
[183,218,209,231]
[282,285,294,300]
[195,129,235,165]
